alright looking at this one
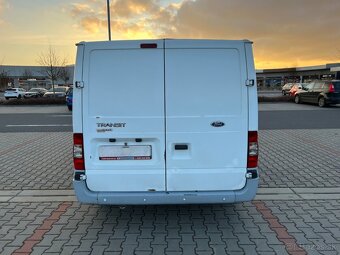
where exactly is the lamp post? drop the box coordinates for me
[107,0,111,41]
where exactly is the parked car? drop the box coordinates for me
[294,80,340,107]
[281,83,293,95]
[289,83,307,97]
[24,88,47,98]
[66,87,73,111]
[4,88,26,100]
[43,87,69,98]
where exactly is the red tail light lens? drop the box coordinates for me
[247,131,258,168]
[329,84,335,93]
[73,133,85,170]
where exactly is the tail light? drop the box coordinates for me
[329,84,335,93]
[73,133,85,170]
[247,131,258,168]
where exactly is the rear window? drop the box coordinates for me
[332,82,340,91]
[66,88,73,96]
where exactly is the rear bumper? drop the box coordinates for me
[73,172,259,205]
[325,97,340,105]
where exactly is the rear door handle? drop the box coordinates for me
[175,144,188,150]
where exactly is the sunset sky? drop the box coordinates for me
[1,0,340,69]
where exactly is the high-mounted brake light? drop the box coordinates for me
[247,131,258,168]
[140,43,157,49]
[329,84,335,93]
[73,133,85,170]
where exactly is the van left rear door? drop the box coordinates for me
[82,40,166,192]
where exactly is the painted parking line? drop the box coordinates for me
[6,124,72,127]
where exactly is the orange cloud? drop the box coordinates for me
[71,3,95,16]
[0,0,5,25]
[80,16,102,33]
[69,0,340,68]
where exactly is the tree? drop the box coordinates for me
[59,66,70,85]
[0,65,9,91]
[37,46,68,97]
[21,69,33,80]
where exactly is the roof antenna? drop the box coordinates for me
[107,0,111,41]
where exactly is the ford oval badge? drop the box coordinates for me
[211,121,225,127]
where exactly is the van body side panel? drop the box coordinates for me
[73,44,84,133]
[82,42,166,192]
[244,43,258,132]
[164,45,248,191]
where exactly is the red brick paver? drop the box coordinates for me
[12,202,72,255]
[253,201,307,255]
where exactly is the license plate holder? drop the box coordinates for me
[99,145,152,160]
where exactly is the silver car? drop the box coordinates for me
[43,87,69,98]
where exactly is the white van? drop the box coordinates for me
[72,39,259,205]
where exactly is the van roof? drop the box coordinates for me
[76,39,253,46]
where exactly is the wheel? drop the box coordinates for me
[5,97,9,100]
[68,106,72,111]
[282,90,286,96]
[294,95,300,104]
[17,95,22,99]
[318,97,326,107]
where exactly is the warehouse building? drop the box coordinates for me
[1,63,340,91]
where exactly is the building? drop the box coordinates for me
[256,63,340,89]
[0,65,74,91]
[1,63,340,91]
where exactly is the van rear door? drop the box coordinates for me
[82,40,166,192]
[164,40,248,191]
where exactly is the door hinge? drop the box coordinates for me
[75,81,84,88]
[246,79,255,87]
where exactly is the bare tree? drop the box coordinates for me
[59,66,70,85]
[0,59,9,90]
[37,46,67,97]
[21,69,33,80]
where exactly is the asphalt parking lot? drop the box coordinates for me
[0,103,340,254]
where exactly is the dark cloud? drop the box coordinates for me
[69,0,340,68]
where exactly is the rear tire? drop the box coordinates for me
[5,97,9,100]
[68,106,72,111]
[282,90,286,96]
[17,95,22,99]
[294,95,300,104]
[318,97,326,107]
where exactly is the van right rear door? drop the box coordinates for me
[164,40,249,192]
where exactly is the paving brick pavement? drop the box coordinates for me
[1,129,339,190]
[259,129,340,188]
[0,132,73,190]
[0,201,339,255]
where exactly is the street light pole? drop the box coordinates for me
[107,0,111,41]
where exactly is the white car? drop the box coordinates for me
[4,88,26,100]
